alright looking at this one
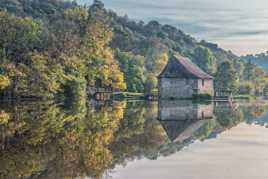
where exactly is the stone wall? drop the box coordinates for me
[158,100,214,121]
[158,78,214,99]
[196,103,214,119]
[197,79,214,95]
[158,78,198,99]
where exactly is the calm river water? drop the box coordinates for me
[1,100,268,179]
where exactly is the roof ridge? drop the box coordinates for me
[158,54,213,79]
[174,54,213,79]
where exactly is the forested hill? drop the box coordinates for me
[0,0,266,100]
[110,12,239,62]
[0,0,239,61]
[0,0,77,18]
[241,52,268,72]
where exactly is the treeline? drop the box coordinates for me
[0,0,267,100]
[241,52,268,72]
[0,0,76,18]
[0,0,126,100]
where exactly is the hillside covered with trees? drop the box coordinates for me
[0,0,267,100]
[241,52,268,72]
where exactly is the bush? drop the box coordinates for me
[112,92,128,100]
[113,92,144,100]
[238,82,254,95]
[234,95,254,100]
[192,93,213,100]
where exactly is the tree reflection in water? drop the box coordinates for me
[0,100,267,178]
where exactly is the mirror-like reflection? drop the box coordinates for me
[159,101,214,143]
[0,100,268,179]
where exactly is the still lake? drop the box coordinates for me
[1,100,268,179]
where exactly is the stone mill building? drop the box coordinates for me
[158,54,214,99]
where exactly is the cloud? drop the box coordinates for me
[78,0,268,55]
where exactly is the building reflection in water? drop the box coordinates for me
[158,100,214,143]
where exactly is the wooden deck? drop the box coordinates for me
[88,87,112,101]
[214,90,233,102]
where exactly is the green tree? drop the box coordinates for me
[215,61,238,92]
[238,82,254,95]
[0,11,44,98]
[0,3,127,100]
[0,0,76,18]
[233,60,245,79]
[243,61,257,81]
[116,50,145,92]
[192,46,217,74]
[144,73,158,94]
[242,61,267,94]
[0,12,43,61]
[82,3,126,90]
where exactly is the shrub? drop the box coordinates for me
[112,92,127,100]
[238,82,254,95]
[192,93,213,100]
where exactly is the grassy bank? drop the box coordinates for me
[112,92,145,100]
[233,95,255,100]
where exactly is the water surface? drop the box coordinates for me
[0,100,268,178]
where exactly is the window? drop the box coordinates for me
[202,79,205,86]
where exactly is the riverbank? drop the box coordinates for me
[112,92,258,102]
[112,92,145,100]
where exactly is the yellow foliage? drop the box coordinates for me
[64,7,89,22]
[0,75,10,90]
[0,111,10,125]
[3,63,25,77]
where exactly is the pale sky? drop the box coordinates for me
[79,0,268,55]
